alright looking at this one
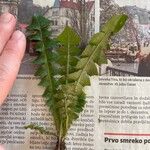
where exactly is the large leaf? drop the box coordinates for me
[27,15,61,134]
[54,27,85,137]
[68,15,128,92]
[57,26,81,84]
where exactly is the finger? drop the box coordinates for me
[0,13,16,54]
[0,145,4,150]
[0,30,26,105]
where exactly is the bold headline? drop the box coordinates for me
[105,137,150,145]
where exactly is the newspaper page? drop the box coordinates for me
[1,0,150,150]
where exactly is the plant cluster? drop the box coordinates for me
[25,14,127,150]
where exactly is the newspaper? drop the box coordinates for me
[1,0,150,150]
[2,74,150,150]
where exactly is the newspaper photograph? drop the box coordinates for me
[0,0,150,150]
[101,0,150,77]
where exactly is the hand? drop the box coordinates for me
[0,13,26,105]
[0,145,4,150]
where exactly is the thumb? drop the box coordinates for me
[0,30,26,105]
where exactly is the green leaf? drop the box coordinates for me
[90,15,128,45]
[25,124,56,136]
[57,26,80,47]
[54,27,87,137]
[57,26,81,84]
[27,15,50,31]
[70,14,128,91]
[27,15,61,135]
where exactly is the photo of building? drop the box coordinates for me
[45,0,95,40]
[100,0,150,77]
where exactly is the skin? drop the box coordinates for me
[0,146,4,150]
[0,13,26,107]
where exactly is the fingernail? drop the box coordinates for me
[12,30,24,40]
[0,13,13,23]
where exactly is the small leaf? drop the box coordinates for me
[25,124,57,136]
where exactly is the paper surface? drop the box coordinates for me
[0,75,97,150]
[1,75,150,150]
